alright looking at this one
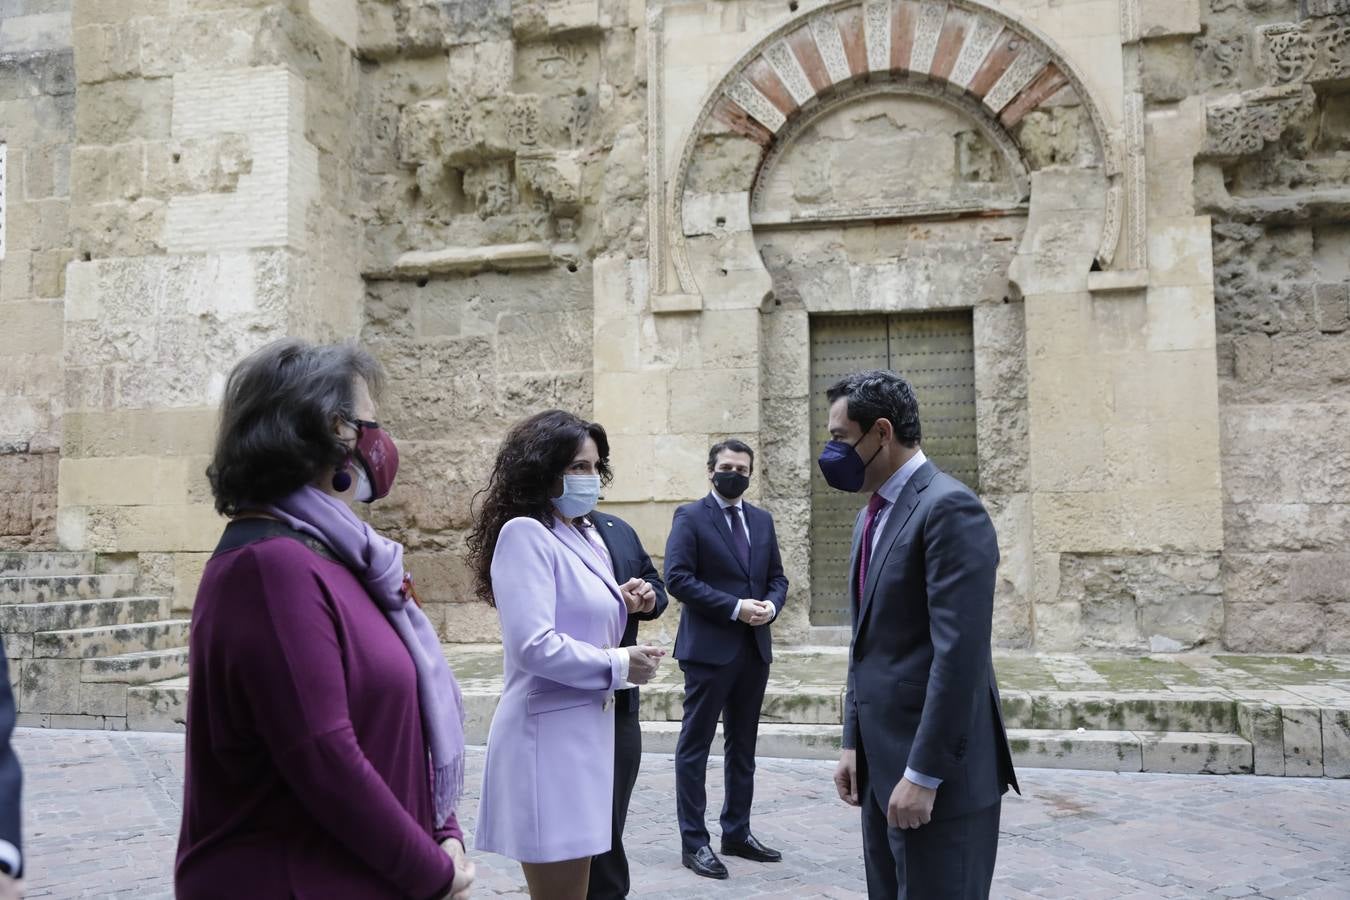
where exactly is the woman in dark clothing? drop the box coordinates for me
[176,339,475,900]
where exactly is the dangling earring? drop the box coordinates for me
[332,455,353,492]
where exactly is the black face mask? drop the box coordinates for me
[712,470,750,500]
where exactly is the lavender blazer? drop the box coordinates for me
[475,516,628,863]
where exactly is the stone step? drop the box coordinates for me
[0,552,95,576]
[999,690,1239,735]
[0,573,139,605]
[459,682,1240,735]
[127,677,188,733]
[1007,729,1254,775]
[639,721,843,760]
[33,619,191,659]
[640,724,1252,773]
[0,597,167,635]
[82,647,189,685]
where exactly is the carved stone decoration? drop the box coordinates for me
[728,78,788,132]
[864,0,893,73]
[766,39,817,105]
[750,79,1031,213]
[1260,24,1315,83]
[983,48,1049,113]
[949,18,1004,89]
[1120,0,1141,44]
[811,13,853,84]
[1098,177,1123,269]
[1301,0,1350,17]
[648,6,668,293]
[1201,84,1315,158]
[1257,20,1350,85]
[909,2,948,76]
[665,0,1120,295]
[1122,91,1147,270]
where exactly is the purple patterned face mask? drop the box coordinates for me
[351,419,399,502]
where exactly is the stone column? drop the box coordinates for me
[58,0,364,609]
[0,0,74,549]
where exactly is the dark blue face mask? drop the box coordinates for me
[818,425,883,493]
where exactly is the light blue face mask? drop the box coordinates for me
[552,474,602,519]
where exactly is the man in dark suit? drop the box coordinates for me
[821,370,1017,900]
[0,647,23,899]
[582,509,668,900]
[664,439,789,880]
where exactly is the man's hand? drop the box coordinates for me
[886,777,936,829]
[625,644,666,684]
[737,599,774,625]
[0,873,22,900]
[619,577,656,614]
[833,749,860,806]
[441,838,474,900]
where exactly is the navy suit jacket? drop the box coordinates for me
[664,494,789,666]
[843,461,1018,823]
[589,510,668,713]
[0,647,21,875]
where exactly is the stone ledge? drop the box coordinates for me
[370,242,582,280]
[1087,268,1149,294]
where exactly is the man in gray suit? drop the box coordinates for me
[820,370,1017,900]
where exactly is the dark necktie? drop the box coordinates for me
[726,506,750,571]
[856,492,890,608]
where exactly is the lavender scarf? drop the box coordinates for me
[266,485,464,827]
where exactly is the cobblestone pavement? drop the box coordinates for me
[17,729,1350,898]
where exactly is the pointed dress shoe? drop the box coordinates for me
[682,845,729,879]
[721,833,782,863]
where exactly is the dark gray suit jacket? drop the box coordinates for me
[842,460,1018,822]
[0,648,21,875]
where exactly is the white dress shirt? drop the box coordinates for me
[711,491,758,621]
[863,450,942,791]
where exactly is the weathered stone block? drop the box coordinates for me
[668,368,759,435]
[1322,708,1350,777]
[19,656,80,714]
[75,77,172,143]
[1282,705,1323,776]
[79,680,127,717]
[1140,731,1251,774]
[1236,701,1285,775]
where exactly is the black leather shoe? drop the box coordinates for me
[721,833,782,863]
[682,845,729,879]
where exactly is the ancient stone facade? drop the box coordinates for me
[0,0,1346,656]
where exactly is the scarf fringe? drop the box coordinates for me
[433,757,466,829]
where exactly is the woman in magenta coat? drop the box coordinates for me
[467,411,665,900]
[176,339,475,900]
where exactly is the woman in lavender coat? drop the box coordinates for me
[468,411,666,900]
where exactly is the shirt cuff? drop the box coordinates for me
[730,598,743,621]
[904,767,942,790]
[611,648,635,690]
[0,839,19,876]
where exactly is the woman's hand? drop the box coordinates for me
[619,577,656,614]
[441,838,475,900]
[624,645,666,684]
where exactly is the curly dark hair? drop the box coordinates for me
[206,338,384,516]
[466,410,613,605]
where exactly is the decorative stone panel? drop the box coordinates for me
[667,0,1120,298]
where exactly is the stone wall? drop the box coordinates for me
[356,0,647,641]
[0,0,74,550]
[54,0,365,609]
[1185,0,1350,651]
